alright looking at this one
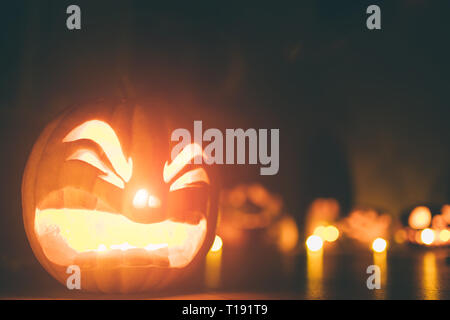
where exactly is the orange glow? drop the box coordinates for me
[421,228,435,245]
[340,209,391,244]
[306,235,323,252]
[305,198,340,236]
[442,205,450,224]
[394,229,407,244]
[35,208,206,267]
[439,229,450,242]
[219,184,283,230]
[372,238,387,253]
[409,206,432,230]
[63,120,133,183]
[431,214,446,229]
[276,216,299,253]
[210,235,223,252]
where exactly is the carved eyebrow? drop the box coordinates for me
[63,120,133,183]
[163,143,207,183]
[169,167,209,192]
[67,149,125,189]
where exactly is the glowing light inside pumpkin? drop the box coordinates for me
[372,237,387,253]
[132,189,162,209]
[210,235,223,252]
[421,228,435,245]
[35,208,206,267]
[409,206,432,230]
[306,235,323,252]
[133,189,149,208]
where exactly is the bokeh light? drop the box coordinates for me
[409,206,432,230]
[420,228,435,245]
[306,235,323,252]
[372,238,387,253]
[313,225,326,238]
[323,225,339,242]
[276,216,299,253]
[438,229,450,242]
[394,229,407,244]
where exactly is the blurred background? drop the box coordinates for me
[0,1,449,299]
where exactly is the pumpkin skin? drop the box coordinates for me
[22,99,219,293]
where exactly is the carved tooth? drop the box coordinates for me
[96,249,123,267]
[123,247,169,267]
[74,251,97,268]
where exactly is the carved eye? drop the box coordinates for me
[63,120,133,189]
[163,143,209,191]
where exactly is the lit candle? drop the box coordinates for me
[371,238,387,299]
[205,235,223,289]
[372,252,387,299]
[306,236,323,299]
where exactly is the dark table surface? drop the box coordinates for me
[1,244,448,300]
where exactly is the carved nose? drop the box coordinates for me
[126,188,164,223]
[132,189,161,209]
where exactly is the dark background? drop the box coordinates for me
[0,1,449,297]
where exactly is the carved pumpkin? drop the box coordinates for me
[22,99,219,293]
[339,208,391,245]
[217,184,285,247]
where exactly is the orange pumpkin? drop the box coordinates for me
[22,99,219,293]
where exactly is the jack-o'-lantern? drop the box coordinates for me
[217,183,283,246]
[340,208,391,245]
[22,99,219,293]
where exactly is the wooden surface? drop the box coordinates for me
[1,246,449,300]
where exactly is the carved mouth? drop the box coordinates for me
[34,208,207,268]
